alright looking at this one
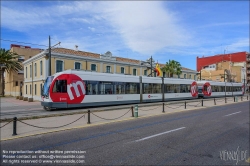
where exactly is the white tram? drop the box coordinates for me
[41,69,198,110]
[196,80,244,98]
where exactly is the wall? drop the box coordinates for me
[197,52,247,71]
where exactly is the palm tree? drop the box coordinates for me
[0,48,23,96]
[162,60,182,77]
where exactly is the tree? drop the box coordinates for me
[0,48,23,96]
[161,60,182,77]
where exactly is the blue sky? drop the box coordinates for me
[1,1,249,70]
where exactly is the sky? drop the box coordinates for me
[1,1,249,70]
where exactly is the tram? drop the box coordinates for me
[196,80,244,99]
[41,70,244,110]
[41,69,199,110]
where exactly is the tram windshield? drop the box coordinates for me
[42,76,54,97]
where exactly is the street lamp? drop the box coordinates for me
[45,37,60,76]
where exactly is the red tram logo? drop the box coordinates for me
[190,82,198,97]
[203,82,212,96]
[50,74,86,104]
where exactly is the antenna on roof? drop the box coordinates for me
[75,45,78,51]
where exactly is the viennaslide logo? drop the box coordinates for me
[219,146,247,165]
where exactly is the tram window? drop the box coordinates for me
[153,84,162,93]
[143,83,151,93]
[52,80,67,93]
[165,84,180,93]
[99,82,114,94]
[221,86,225,92]
[143,83,162,94]
[114,82,125,94]
[86,81,98,95]
[125,83,139,94]
[180,84,189,93]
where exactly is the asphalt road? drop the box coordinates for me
[1,101,249,165]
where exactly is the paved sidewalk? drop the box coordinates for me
[0,96,249,141]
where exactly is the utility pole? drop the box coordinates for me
[150,56,152,77]
[224,69,226,99]
[244,74,245,93]
[48,36,51,76]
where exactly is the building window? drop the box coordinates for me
[56,60,63,73]
[106,66,111,73]
[133,69,137,76]
[121,67,125,74]
[25,67,27,78]
[189,75,191,79]
[30,85,31,94]
[144,70,148,76]
[35,84,36,95]
[34,63,37,77]
[163,72,166,77]
[184,74,186,79]
[40,60,43,76]
[30,65,32,78]
[75,62,81,69]
[26,85,27,94]
[18,56,25,62]
[91,64,96,71]
[194,75,196,80]
[15,81,18,86]
[178,75,180,78]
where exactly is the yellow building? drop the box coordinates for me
[199,61,245,83]
[4,44,43,96]
[22,47,198,101]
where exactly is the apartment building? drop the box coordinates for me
[3,44,43,96]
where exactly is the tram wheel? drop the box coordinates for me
[43,106,52,111]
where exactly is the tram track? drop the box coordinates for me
[0,96,247,121]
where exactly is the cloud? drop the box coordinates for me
[100,1,191,55]
[1,6,53,31]
[227,38,249,52]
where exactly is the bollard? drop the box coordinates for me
[225,97,227,103]
[162,103,165,113]
[134,105,138,117]
[201,99,203,107]
[185,101,186,109]
[214,98,216,105]
[241,96,243,101]
[12,117,17,136]
[131,106,134,117]
[234,96,235,102]
[87,110,91,124]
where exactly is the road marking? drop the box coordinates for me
[134,127,186,142]
[224,111,241,117]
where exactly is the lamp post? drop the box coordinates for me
[48,36,51,76]
[45,37,60,76]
